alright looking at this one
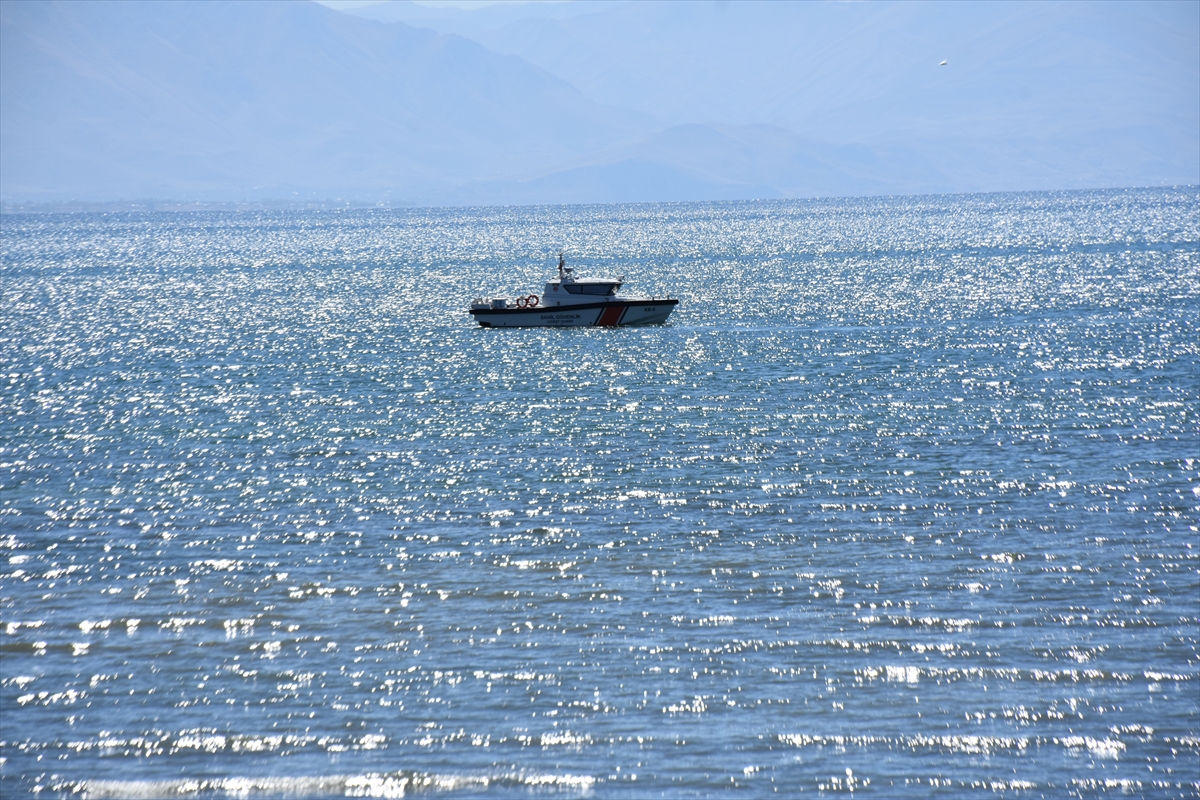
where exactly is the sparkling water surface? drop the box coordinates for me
[1,189,1198,797]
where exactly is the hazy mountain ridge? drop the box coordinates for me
[405,1,1196,139]
[434,0,1198,193]
[1,0,1196,205]
[457,123,951,206]
[1,0,642,202]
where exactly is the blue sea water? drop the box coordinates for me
[1,188,1197,798]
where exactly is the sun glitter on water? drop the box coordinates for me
[1,188,1198,797]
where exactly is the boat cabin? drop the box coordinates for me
[543,275,624,305]
[542,257,625,306]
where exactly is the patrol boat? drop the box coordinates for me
[469,253,678,328]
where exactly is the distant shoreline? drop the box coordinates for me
[2,185,1195,216]
[0,198,413,215]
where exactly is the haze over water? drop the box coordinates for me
[1,188,1198,797]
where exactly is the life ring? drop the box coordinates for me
[515,296,526,309]
[527,295,539,308]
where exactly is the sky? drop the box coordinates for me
[2,0,1196,205]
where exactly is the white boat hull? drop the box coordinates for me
[471,299,678,328]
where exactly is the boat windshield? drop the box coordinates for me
[564,283,618,296]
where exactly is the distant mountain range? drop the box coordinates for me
[2,0,1196,206]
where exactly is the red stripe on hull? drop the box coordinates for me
[596,305,625,327]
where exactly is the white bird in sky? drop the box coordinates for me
[939,60,948,66]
